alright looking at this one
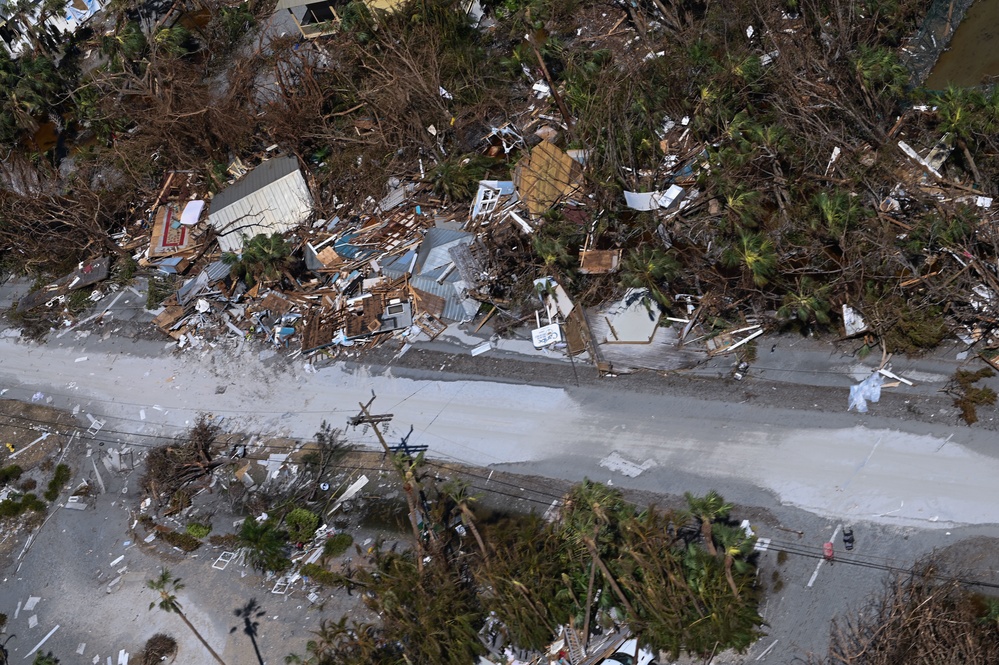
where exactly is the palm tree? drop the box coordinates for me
[934,85,981,140]
[440,479,489,563]
[684,491,732,557]
[222,233,294,288]
[98,20,147,73]
[778,276,832,327]
[238,518,291,573]
[852,45,907,100]
[147,568,228,665]
[723,188,762,229]
[153,25,194,58]
[711,523,756,598]
[532,234,573,271]
[721,231,776,287]
[811,190,865,237]
[619,246,680,306]
[0,50,62,143]
[32,652,59,665]
[427,154,494,203]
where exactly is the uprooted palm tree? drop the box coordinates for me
[712,522,757,598]
[685,490,733,557]
[147,568,228,665]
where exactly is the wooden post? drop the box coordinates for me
[353,395,426,571]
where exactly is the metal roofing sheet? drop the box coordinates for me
[415,228,472,274]
[409,274,476,322]
[208,157,313,253]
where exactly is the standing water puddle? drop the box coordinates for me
[926,0,999,88]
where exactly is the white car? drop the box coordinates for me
[599,638,658,665]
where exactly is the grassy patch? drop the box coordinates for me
[949,368,997,425]
[185,522,212,539]
[162,529,203,552]
[208,533,240,549]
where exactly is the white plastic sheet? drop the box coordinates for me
[848,371,884,413]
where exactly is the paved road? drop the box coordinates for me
[1,332,998,530]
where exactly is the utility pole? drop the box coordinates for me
[349,394,427,571]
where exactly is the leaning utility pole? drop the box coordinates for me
[349,394,426,571]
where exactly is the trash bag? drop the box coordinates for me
[848,371,884,413]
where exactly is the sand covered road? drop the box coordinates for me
[1,337,998,528]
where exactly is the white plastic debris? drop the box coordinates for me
[848,371,884,413]
[842,305,868,336]
[532,81,551,98]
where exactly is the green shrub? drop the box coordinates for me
[0,464,23,483]
[323,533,354,558]
[185,522,212,539]
[23,493,46,512]
[285,508,319,544]
[0,492,47,518]
[162,530,202,552]
[0,498,21,518]
[301,562,341,586]
[44,463,71,501]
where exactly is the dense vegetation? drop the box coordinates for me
[287,480,764,663]
[820,563,999,665]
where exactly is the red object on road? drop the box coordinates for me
[823,542,834,561]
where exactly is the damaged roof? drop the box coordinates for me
[514,141,583,217]
[208,155,313,254]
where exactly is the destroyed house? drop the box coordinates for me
[274,0,405,38]
[381,227,478,322]
[208,155,313,254]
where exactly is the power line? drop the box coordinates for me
[0,384,357,416]
[9,402,999,588]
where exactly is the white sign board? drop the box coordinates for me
[532,324,562,348]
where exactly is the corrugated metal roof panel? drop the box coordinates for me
[415,227,472,274]
[209,158,313,253]
[381,249,416,279]
[204,260,231,282]
[211,156,300,211]
[409,274,476,322]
